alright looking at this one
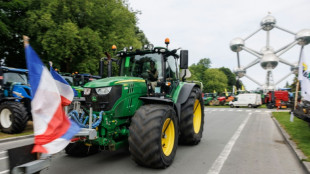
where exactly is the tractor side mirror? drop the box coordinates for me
[180,50,188,69]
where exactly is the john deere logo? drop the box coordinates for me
[91,96,97,102]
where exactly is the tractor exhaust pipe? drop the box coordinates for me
[99,58,104,78]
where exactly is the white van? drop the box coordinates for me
[229,93,262,108]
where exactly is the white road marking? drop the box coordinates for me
[228,109,233,111]
[212,109,217,111]
[207,114,250,174]
[0,151,6,155]
[0,170,9,174]
[0,157,8,160]
[237,110,242,112]
[255,110,261,112]
[246,110,251,112]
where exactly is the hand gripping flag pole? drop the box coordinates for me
[23,36,80,155]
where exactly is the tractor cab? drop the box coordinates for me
[73,73,100,87]
[0,67,31,100]
[117,45,187,97]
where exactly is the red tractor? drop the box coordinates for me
[265,91,289,109]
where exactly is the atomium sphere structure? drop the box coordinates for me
[230,14,310,92]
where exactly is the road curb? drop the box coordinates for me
[272,116,310,174]
[0,134,34,143]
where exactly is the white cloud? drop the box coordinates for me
[128,0,310,90]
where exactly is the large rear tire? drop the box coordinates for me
[0,101,28,134]
[65,142,100,157]
[179,87,204,145]
[129,104,178,168]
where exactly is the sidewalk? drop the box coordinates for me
[272,116,310,174]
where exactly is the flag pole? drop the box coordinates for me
[294,45,304,110]
[23,35,29,47]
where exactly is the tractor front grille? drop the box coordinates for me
[85,85,122,112]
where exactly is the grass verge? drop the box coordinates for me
[0,121,33,140]
[273,112,310,161]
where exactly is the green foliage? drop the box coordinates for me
[0,0,31,67]
[0,0,148,75]
[219,67,236,91]
[188,58,211,81]
[203,68,228,93]
[289,75,300,92]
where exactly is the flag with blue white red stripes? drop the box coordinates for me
[49,62,74,106]
[24,36,80,154]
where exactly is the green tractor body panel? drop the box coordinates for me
[171,82,186,102]
[80,76,147,148]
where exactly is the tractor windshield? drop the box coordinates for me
[3,72,28,85]
[120,53,163,81]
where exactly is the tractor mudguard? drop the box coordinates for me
[139,97,180,119]
[176,83,197,104]
[174,83,200,120]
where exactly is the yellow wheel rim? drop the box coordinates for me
[193,99,202,134]
[161,118,175,156]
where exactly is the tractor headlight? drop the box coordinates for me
[84,88,91,95]
[95,87,112,95]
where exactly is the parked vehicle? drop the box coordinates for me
[0,67,32,133]
[265,91,290,109]
[229,93,261,108]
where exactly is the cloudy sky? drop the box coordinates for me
[128,0,310,90]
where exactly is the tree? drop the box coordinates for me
[0,0,149,75]
[289,75,300,92]
[0,0,32,67]
[188,58,211,82]
[219,67,236,91]
[203,68,228,93]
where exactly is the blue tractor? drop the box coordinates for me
[0,67,32,133]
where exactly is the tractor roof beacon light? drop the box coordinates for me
[165,38,170,48]
[143,44,148,50]
[112,45,117,51]
[129,46,133,51]
[123,47,128,52]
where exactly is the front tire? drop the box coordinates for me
[0,101,28,134]
[129,104,178,168]
[179,87,204,145]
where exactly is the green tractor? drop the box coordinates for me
[66,41,204,168]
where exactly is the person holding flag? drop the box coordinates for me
[23,36,80,155]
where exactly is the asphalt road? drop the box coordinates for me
[0,108,306,174]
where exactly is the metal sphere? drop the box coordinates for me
[230,38,244,52]
[260,53,279,70]
[234,67,246,78]
[260,15,276,31]
[296,29,310,45]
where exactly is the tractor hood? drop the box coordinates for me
[84,76,145,88]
